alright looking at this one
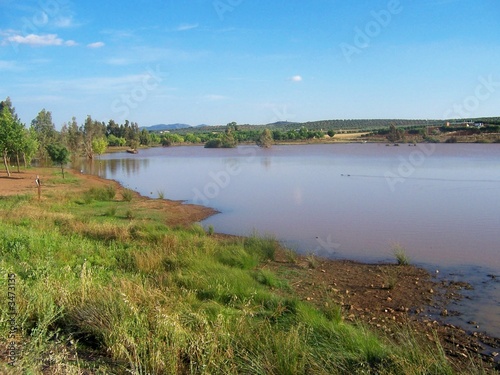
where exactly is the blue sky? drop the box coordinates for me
[1,0,499,128]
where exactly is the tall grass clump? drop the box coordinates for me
[157,189,165,199]
[244,231,277,261]
[83,185,116,203]
[122,188,134,202]
[392,243,410,266]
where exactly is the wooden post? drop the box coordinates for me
[35,175,41,201]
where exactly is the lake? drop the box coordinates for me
[80,143,500,337]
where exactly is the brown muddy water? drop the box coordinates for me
[82,143,500,337]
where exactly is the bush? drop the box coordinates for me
[122,188,134,202]
[83,185,116,202]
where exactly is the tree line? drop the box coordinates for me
[0,97,153,176]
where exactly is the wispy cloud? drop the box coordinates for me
[177,23,199,31]
[87,41,105,48]
[105,58,131,66]
[54,16,77,28]
[203,94,228,101]
[3,33,76,47]
[19,74,165,94]
[290,75,303,82]
[0,60,19,71]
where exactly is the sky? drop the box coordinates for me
[1,0,499,129]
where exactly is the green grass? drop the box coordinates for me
[0,181,459,374]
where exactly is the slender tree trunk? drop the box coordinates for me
[3,150,11,177]
[22,152,27,168]
[61,164,65,179]
[16,153,20,173]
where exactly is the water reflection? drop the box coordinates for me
[75,155,150,180]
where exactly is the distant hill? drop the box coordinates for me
[143,123,192,131]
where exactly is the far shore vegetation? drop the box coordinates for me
[2,95,500,178]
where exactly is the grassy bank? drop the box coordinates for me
[0,170,469,374]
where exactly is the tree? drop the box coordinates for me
[92,137,108,161]
[0,106,15,176]
[81,115,105,159]
[139,129,151,146]
[22,127,39,167]
[1,97,27,173]
[46,144,70,178]
[66,117,83,156]
[386,124,404,143]
[31,109,58,164]
[256,128,273,148]
[107,134,126,147]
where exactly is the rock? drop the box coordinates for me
[441,309,448,317]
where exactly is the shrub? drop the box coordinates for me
[122,188,134,202]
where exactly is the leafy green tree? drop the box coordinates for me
[149,133,161,145]
[161,133,184,147]
[107,134,127,147]
[64,117,83,156]
[92,137,108,161]
[81,115,105,159]
[31,109,58,164]
[124,120,140,148]
[139,129,151,146]
[0,106,15,176]
[256,128,273,148]
[46,143,70,178]
[22,127,39,167]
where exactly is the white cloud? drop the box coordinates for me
[87,41,105,48]
[5,33,76,47]
[177,23,199,31]
[290,75,303,82]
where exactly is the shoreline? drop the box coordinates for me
[1,166,499,371]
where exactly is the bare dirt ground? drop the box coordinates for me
[265,250,500,373]
[1,167,499,373]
